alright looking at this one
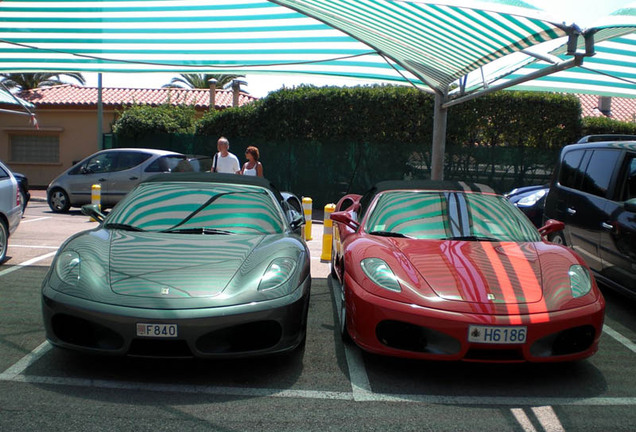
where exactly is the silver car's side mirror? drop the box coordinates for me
[289,212,304,227]
[81,204,105,223]
[624,198,636,213]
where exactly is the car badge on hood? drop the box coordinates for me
[487,293,496,301]
[161,287,170,296]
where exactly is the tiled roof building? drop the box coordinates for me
[17,84,257,110]
[12,85,634,123]
[577,94,636,123]
[0,82,257,187]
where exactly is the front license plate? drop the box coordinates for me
[136,323,178,338]
[468,325,527,344]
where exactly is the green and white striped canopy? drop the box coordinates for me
[476,5,636,98]
[0,1,568,92]
[0,0,633,99]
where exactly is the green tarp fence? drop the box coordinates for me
[109,134,558,207]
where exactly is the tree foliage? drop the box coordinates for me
[447,91,581,150]
[112,104,196,139]
[197,85,581,149]
[582,116,636,135]
[162,73,245,89]
[0,72,86,91]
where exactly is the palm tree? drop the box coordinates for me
[162,73,245,89]
[0,72,86,92]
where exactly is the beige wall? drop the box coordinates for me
[0,107,117,187]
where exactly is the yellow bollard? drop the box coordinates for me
[320,203,336,262]
[302,197,313,241]
[90,184,101,222]
[91,183,102,210]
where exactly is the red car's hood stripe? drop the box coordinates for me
[481,242,524,323]
[403,240,544,316]
[437,241,491,315]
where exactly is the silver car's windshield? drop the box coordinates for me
[106,182,287,234]
[364,191,541,242]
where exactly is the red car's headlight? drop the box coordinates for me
[361,258,401,292]
[569,265,592,298]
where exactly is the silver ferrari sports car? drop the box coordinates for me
[42,173,311,358]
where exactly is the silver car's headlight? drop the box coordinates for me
[361,258,401,292]
[569,265,592,298]
[258,257,297,291]
[54,251,81,286]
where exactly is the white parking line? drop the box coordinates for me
[603,325,636,354]
[11,245,59,250]
[511,408,538,432]
[20,217,51,224]
[531,406,565,432]
[0,251,57,278]
[3,371,636,406]
[511,407,566,432]
[1,341,636,406]
[343,342,373,400]
[0,341,51,380]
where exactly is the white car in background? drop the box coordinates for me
[0,160,22,263]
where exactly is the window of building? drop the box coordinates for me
[10,134,59,163]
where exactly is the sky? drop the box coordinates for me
[82,0,634,97]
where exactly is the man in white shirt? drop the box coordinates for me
[211,136,240,174]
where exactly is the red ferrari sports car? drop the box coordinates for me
[330,181,605,362]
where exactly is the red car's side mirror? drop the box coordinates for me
[336,193,362,212]
[331,211,360,231]
[538,219,565,237]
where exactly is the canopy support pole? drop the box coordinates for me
[97,73,103,149]
[431,87,448,181]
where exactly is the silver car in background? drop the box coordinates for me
[0,160,22,263]
[47,148,187,212]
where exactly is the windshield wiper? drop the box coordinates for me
[444,235,500,242]
[161,227,233,235]
[104,223,145,232]
[369,230,413,239]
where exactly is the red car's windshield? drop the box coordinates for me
[363,191,541,243]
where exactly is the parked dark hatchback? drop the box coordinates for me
[13,172,30,213]
[577,134,636,143]
[505,184,549,227]
[544,141,636,299]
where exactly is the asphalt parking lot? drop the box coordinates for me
[1,196,636,431]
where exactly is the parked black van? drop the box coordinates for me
[544,141,636,298]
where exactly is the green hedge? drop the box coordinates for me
[193,86,580,202]
[197,85,434,144]
[582,116,636,135]
[112,104,197,138]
